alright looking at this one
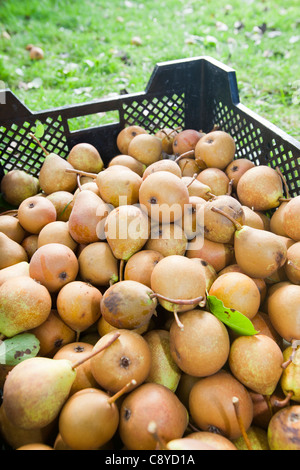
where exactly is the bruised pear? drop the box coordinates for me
[100,280,157,330]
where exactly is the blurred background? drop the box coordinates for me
[0,0,299,139]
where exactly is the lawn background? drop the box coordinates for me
[0,0,299,140]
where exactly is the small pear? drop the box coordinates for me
[104,205,150,261]
[67,142,104,173]
[280,345,300,403]
[39,153,77,195]
[283,195,300,241]
[0,215,26,244]
[68,190,110,244]
[0,276,52,337]
[229,335,284,396]
[78,242,119,287]
[0,233,28,270]
[96,165,142,207]
[212,207,287,279]
[2,357,77,430]
[1,170,39,206]
[237,165,284,211]
[144,329,182,392]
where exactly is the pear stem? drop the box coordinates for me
[287,260,300,271]
[276,166,290,199]
[226,178,234,196]
[107,379,137,405]
[147,421,168,450]
[273,391,293,408]
[263,394,273,418]
[281,339,299,369]
[188,421,201,432]
[72,331,120,369]
[119,259,125,282]
[149,292,205,306]
[279,197,292,202]
[232,396,253,451]
[209,123,220,133]
[185,173,198,188]
[173,306,184,331]
[160,127,181,139]
[175,150,195,163]
[65,168,97,179]
[211,206,243,231]
[206,192,217,200]
[28,133,49,156]
[77,174,83,191]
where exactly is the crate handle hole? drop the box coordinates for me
[67,110,120,133]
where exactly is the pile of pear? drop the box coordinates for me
[0,123,300,451]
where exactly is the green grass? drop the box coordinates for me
[0,0,299,139]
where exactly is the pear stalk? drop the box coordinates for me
[175,150,195,163]
[149,292,205,306]
[276,166,290,199]
[211,206,243,230]
[281,339,299,369]
[186,173,198,188]
[65,168,97,179]
[147,421,168,450]
[107,379,137,405]
[28,133,49,156]
[232,396,253,450]
[273,391,293,408]
[72,332,120,369]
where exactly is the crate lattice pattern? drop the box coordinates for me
[212,99,300,197]
[122,93,185,133]
[0,115,69,177]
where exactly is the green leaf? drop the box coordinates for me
[34,121,45,139]
[0,333,40,366]
[206,295,259,336]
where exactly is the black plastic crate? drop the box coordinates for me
[0,55,299,196]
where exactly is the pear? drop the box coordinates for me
[267,405,300,450]
[0,232,28,270]
[0,276,52,337]
[1,170,39,206]
[68,190,110,244]
[67,142,104,174]
[283,195,300,241]
[212,207,287,279]
[0,261,29,287]
[96,165,142,207]
[280,345,300,403]
[166,438,216,450]
[232,426,270,450]
[78,242,119,287]
[2,332,120,430]
[236,165,284,211]
[46,191,74,222]
[109,154,145,177]
[118,382,188,450]
[0,404,57,450]
[104,205,150,262]
[228,334,284,396]
[38,153,77,195]
[0,215,26,243]
[144,329,182,392]
[2,357,77,430]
